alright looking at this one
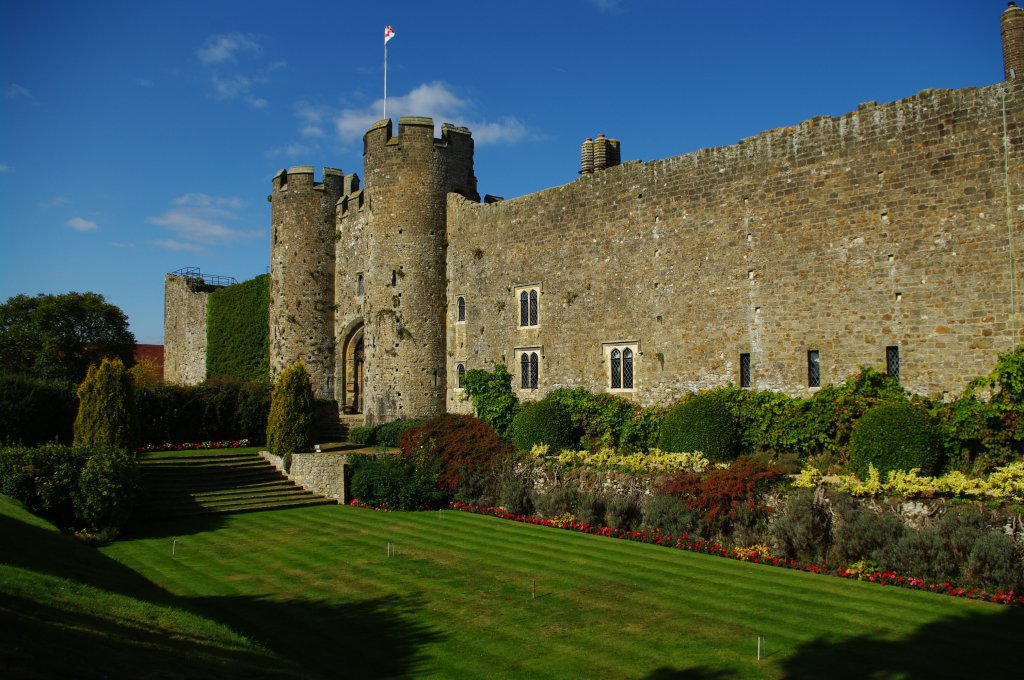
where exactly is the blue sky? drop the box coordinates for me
[0,1,1004,344]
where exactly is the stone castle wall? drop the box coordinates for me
[446,82,1024,410]
[163,275,208,385]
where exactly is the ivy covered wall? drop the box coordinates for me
[207,274,270,383]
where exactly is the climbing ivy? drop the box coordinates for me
[206,275,269,383]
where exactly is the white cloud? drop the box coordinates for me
[136,77,154,87]
[66,217,98,231]
[333,82,534,146]
[40,195,68,208]
[6,84,35,101]
[0,163,11,173]
[196,33,261,65]
[148,193,257,244]
[110,242,137,249]
[153,239,206,253]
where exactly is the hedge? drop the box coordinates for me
[206,274,270,383]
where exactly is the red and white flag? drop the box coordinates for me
[384,25,396,44]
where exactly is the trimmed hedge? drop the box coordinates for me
[659,392,739,462]
[0,374,77,445]
[510,399,580,451]
[373,418,427,448]
[135,380,270,445]
[848,402,942,477]
[348,454,448,510]
[206,275,270,383]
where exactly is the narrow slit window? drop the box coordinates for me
[807,350,820,388]
[611,349,622,389]
[740,353,751,388]
[886,346,900,382]
[520,352,530,389]
[457,296,466,322]
[457,363,466,389]
[529,290,538,326]
[357,274,364,296]
[520,291,529,327]
[529,352,539,389]
[622,348,634,389]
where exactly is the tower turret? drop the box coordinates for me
[361,117,478,425]
[268,166,343,395]
[1003,2,1024,80]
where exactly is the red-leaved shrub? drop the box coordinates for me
[661,456,785,536]
[399,414,513,493]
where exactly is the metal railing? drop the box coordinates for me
[169,266,238,288]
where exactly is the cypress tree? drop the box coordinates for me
[73,357,138,451]
[266,361,317,454]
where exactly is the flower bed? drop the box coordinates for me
[137,439,250,453]
[448,500,1023,607]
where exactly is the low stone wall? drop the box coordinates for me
[260,451,349,503]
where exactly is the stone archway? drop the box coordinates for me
[341,322,364,414]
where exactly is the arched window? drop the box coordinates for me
[622,348,633,389]
[520,291,529,327]
[520,352,530,389]
[529,290,538,326]
[605,342,638,392]
[457,363,466,389]
[529,352,539,389]
[457,296,466,322]
[610,349,622,389]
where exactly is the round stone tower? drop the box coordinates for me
[268,166,343,396]
[1002,2,1024,80]
[361,117,478,425]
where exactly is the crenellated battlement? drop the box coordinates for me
[363,116,474,154]
[337,172,364,217]
[271,166,344,195]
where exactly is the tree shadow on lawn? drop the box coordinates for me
[192,592,444,679]
[0,593,294,680]
[124,512,230,540]
[780,605,1024,679]
[644,667,737,679]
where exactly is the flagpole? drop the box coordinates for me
[384,37,388,120]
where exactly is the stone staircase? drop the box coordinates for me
[136,451,335,521]
[316,402,349,443]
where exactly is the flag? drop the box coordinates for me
[384,25,395,44]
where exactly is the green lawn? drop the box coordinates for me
[4,492,1023,678]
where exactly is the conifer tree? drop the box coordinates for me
[266,361,317,454]
[73,357,138,451]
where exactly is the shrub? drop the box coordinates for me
[0,443,137,532]
[829,498,905,565]
[136,380,270,446]
[659,391,739,462]
[348,426,374,446]
[661,456,785,538]
[545,388,661,452]
[533,486,579,519]
[266,362,316,454]
[461,364,519,438]
[641,494,703,537]
[400,414,513,494]
[848,401,942,478]
[769,489,831,563]
[574,494,607,526]
[967,532,1023,590]
[495,457,533,515]
[510,399,580,451]
[348,454,447,510]
[373,418,426,448]
[73,357,138,451]
[74,447,138,532]
[0,374,77,445]
[604,496,641,532]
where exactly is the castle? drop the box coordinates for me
[166,4,1024,426]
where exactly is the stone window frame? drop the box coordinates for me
[886,345,900,382]
[455,362,466,390]
[739,352,751,389]
[515,346,543,391]
[807,349,821,388]
[603,341,639,393]
[514,283,541,329]
[456,295,466,323]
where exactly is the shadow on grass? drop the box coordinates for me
[0,593,293,680]
[644,667,737,679]
[124,510,230,540]
[780,606,1024,678]
[2,507,445,679]
[194,593,444,679]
